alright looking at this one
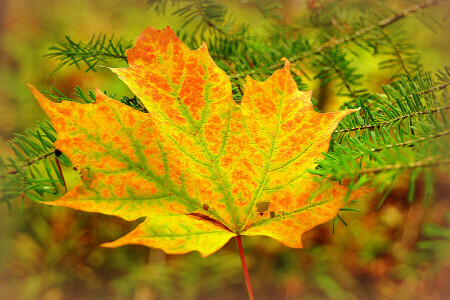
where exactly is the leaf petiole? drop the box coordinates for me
[236,235,254,300]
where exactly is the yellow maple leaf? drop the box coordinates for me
[29,26,369,257]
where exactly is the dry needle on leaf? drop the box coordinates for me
[29,26,370,257]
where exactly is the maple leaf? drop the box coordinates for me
[29,26,370,257]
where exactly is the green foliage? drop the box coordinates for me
[0,121,64,207]
[418,213,450,261]
[46,34,132,73]
[314,68,450,207]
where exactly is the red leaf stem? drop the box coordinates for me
[236,235,254,300]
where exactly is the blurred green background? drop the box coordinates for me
[0,0,449,299]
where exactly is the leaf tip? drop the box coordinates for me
[27,84,41,98]
[93,87,114,104]
[281,57,291,69]
[347,106,361,115]
[94,87,105,98]
[28,84,54,111]
[200,41,209,51]
[100,241,116,248]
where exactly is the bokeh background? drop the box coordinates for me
[0,0,449,299]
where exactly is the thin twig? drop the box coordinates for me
[379,28,411,77]
[369,130,450,152]
[416,81,450,96]
[354,156,450,175]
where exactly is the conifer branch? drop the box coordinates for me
[334,105,450,134]
[369,130,450,152]
[326,54,360,98]
[230,0,443,79]
[0,120,68,204]
[343,78,448,109]
[378,29,411,77]
[46,34,132,72]
[177,0,249,44]
[192,0,227,35]
[4,150,56,176]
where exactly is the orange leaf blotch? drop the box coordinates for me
[230,158,258,210]
[179,57,206,121]
[203,113,228,154]
[127,176,158,195]
[157,93,187,126]
[281,90,313,121]
[143,149,165,178]
[229,111,244,132]
[168,44,186,86]
[209,78,230,96]
[101,189,112,199]
[150,71,173,94]
[123,111,137,127]
[220,155,233,170]
[242,79,278,132]
[93,155,127,170]
[245,79,278,116]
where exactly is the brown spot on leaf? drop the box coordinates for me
[256,201,270,213]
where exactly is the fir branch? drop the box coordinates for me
[172,0,229,37]
[0,120,70,206]
[378,29,412,77]
[369,130,450,152]
[344,76,449,109]
[250,0,282,20]
[46,34,132,73]
[192,0,227,35]
[334,105,450,134]
[4,150,56,177]
[146,0,177,14]
[174,0,250,45]
[230,0,443,79]
[316,48,362,98]
[318,68,449,203]
[332,64,358,99]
